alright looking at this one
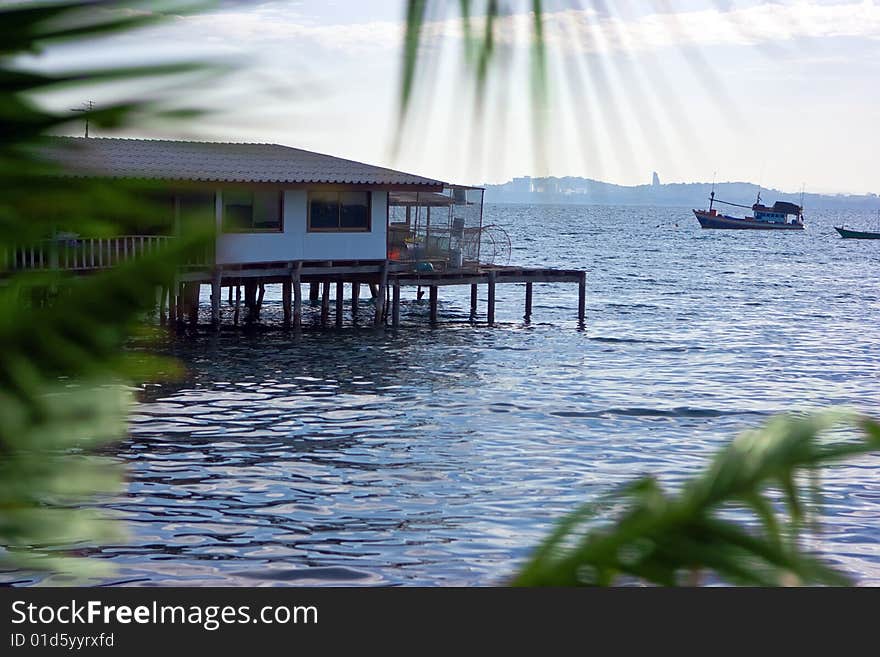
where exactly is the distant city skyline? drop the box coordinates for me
[32,0,880,194]
[482,174,880,209]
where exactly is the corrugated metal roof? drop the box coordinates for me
[38,137,446,188]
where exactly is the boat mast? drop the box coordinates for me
[709,172,716,211]
[800,183,805,222]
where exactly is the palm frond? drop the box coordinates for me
[514,413,880,586]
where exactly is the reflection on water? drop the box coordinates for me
[5,205,880,585]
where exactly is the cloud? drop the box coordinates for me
[542,1,880,54]
[171,1,880,57]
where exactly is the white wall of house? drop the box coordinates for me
[215,189,388,265]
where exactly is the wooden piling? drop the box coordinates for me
[211,270,222,327]
[256,284,265,320]
[282,278,292,326]
[524,281,533,321]
[159,285,168,326]
[292,261,302,330]
[187,283,199,326]
[429,285,438,324]
[351,282,360,323]
[168,282,177,327]
[487,270,496,325]
[243,280,257,322]
[578,271,586,327]
[336,281,344,328]
[227,285,233,305]
[233,284,241,325]
[176,282,185,324]
[321,280,330,326]
[309,282,319,302]
[392,279,401,327]
[369,283,378,300]
[470,283,478,319]
[374,261,388,326]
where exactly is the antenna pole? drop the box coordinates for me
[70,100,95,137]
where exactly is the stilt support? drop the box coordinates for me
[578,271,586,327]
[292,262,302,330]
[321,280,330,326]
[524,281,533,322]
[392,279,401,327]
[374,261,388,326]
[336,281,344,328]
[282,276,292,326]
[487,270,496,326]
[256,284,265,320]
[211,270,222,327]
[429,285,438,324]
[159,285,168,326]
[186,283,199,326]
[351,282,360,323]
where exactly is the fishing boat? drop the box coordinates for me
[693,188,804,230]
[835,212,880,239]
[834,226,880,239]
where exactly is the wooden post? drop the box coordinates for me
[244,280,257,323]
[187,283,199,326]
[524,281,533,322]
[282,278,292,326]
[176,282,185,324]
[227,285,233,305]
[211,270,222,327]
[392,279,401,327]
[470,283,478,319]
[369,283,378,300]
[292,261,302,330]
[168,284,176,327]
[256,284,265,320]
[487,270,496,326]
[374,261,388,326]
[429,285,438,324]
[578,271,586,327]
[233,284,241,325]
[335,281,344,328]
[351,282,360,323]
[309,282,320,302]
[321,280,330,326]
[159,285,168,326]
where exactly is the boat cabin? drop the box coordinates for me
[752,200,803,225]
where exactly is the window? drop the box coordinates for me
[308,191,371,232]
[222,190,282,232]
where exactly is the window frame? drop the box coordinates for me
[307,190,372,233]
[221,189,284,234]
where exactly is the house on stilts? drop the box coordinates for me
[8,137,586,327]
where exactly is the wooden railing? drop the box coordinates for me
[3,235,180,272]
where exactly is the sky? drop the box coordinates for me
[26,0,880,193]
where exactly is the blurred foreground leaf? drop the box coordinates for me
[514,413,880,586]
[0,0,212,578]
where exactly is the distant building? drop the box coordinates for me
[652,171,661,187]
[510,176,533,193]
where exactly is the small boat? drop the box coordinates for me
[693,188,804,230]
[835,213,880,239]
[835,227,880,239]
